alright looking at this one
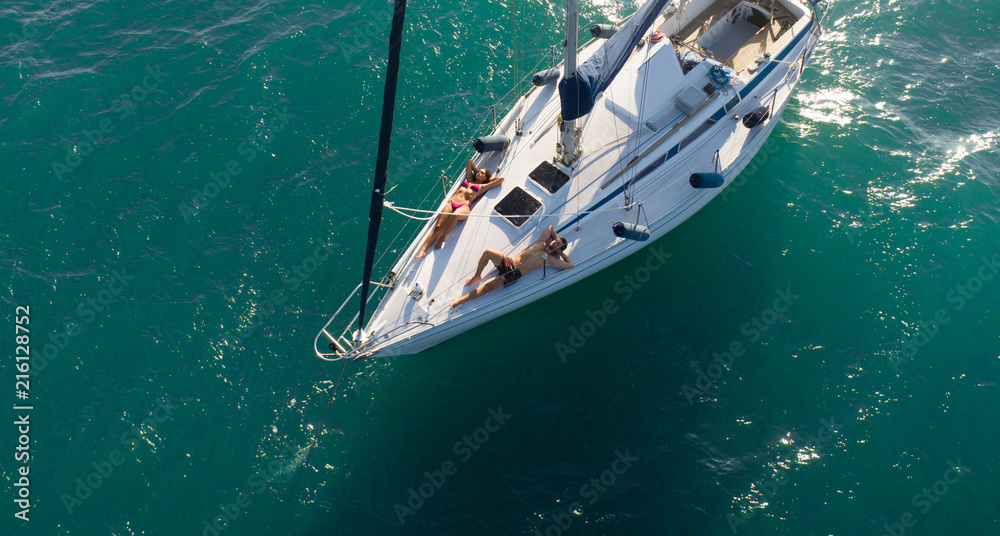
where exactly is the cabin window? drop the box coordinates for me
[633,154,667,184]
[725,95,741,113]
[679,119,717,151]
[495,187,542,228]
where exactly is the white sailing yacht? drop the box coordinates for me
[316,0,827,360]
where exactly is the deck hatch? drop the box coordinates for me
[528,161,571,194]
[495,186,543,227]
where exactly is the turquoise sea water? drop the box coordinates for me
[2,0,999,534]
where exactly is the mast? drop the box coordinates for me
[357,0,409,340]
[557,0,672,165]
[558,0,582,165]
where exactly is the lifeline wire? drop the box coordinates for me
[383,199,639,219]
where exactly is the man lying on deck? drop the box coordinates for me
[451,225,574,308]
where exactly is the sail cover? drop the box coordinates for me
[559,0,673,120]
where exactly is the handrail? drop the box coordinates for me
[315,282,364,360]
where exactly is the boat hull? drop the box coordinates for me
[316,0,823,360]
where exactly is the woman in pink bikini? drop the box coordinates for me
[417,159,504,258]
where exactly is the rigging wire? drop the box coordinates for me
[606,0,625,174]
[409,159,714,314]
[411,237,579,319]
[383,199,639,219]
[370,54,555,275]
[624,27,656,205]
[336,1,831,349]
[512,0,518,101]
[371,0,678,284]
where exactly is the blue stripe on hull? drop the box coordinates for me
[557,19,815,236]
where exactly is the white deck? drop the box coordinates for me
[317,0,821,359]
